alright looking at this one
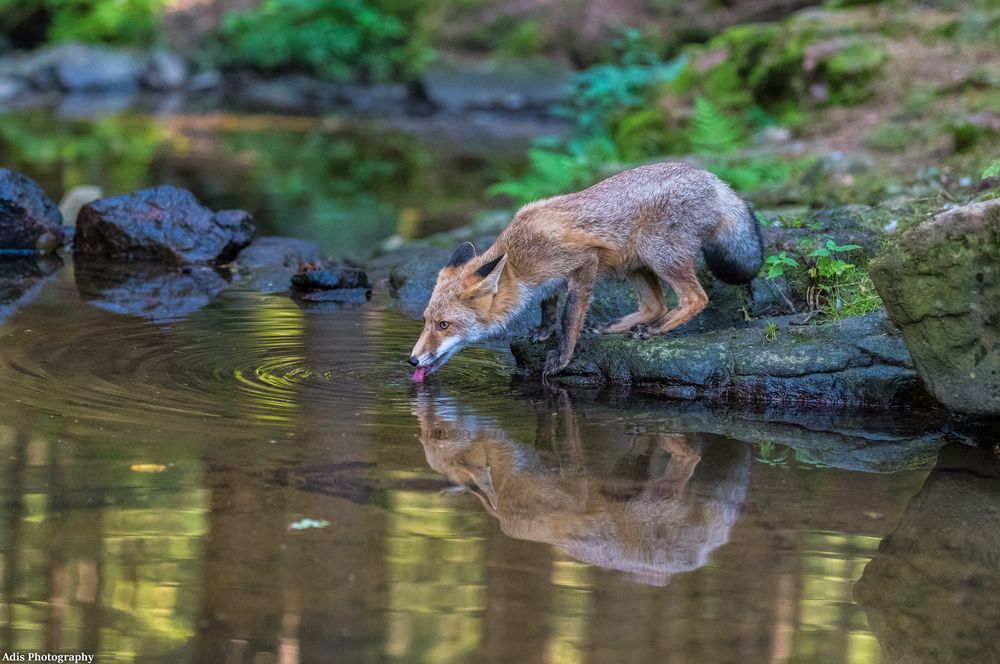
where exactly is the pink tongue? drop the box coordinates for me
[411,367,428,383]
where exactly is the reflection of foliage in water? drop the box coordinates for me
[210,124,512,252]
[0,112,168,195]
[0,432,207,658]
[0,111,514,254]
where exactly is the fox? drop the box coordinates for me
[412,390,750,585]
[408,161,763,381]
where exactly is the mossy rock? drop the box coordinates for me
[673,13,887,114]
[513,312,927,410]
[869,198,1000,416]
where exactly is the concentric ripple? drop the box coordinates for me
[0,273,514,438]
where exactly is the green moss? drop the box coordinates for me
[671,17,886,114]
[866,122,912,153]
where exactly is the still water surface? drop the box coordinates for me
[1,110,999,663]
[2,266,997,663]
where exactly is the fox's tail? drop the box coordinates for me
[702,193,764,285]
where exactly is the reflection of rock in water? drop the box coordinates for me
[855,444,1000,664]
[413,391,750,586]
[75,260,228,322]
[0,255,62,324]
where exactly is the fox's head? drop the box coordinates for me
[408,242,510,381]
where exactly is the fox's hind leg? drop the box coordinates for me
[529,292,560,342]
[603,269,668,334]
[633,260,708,339]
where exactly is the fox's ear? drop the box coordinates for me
[446,242,477,268]
[464,254,507,298]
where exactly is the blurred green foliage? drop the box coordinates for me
[0,112,167,193]
[0,0,166,46]
[672,17,886,123]
[213,0,431,82]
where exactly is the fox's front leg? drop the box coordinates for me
[543,256,599,379]
[529,293,560,342]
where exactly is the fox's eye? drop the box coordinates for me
[434,428,447,440]
[437,321,450,331]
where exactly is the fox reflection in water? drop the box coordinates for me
[413,390,751,586]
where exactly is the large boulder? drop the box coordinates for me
[54,44,145,91]
[74,186,255,265]
[513,312,928,409]
[0,169,64,253]
[869,199,1000,416]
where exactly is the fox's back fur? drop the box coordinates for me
[500,162,761,285]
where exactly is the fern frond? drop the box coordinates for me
[689,96,744,156]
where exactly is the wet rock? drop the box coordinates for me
[422,61,571,111]
[144,50,187,90]
[0,255,62,324]
[0,75,26,102]
[291,267,369,292]
[0,169,65,253]
[234,236,330,293]
[54,44,145,91]
[74,186,255,265]
[513,312,928,409]
[870,199,1000,416]
[75,260,228,322]
[294,288,371,310]
[855,444,1000,664]
[58,184,102,227]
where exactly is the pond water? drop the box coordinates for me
[2,110,999,663]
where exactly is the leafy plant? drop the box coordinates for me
[806,239,882,318]
[756,440,788,467]
[984,158,1000,179]
[763,321,778,342]
[689,96,744,155]
[214,0,426,82]
[763,252,799,279]
[0,0,166,46]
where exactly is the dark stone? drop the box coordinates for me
[53,44,145,91]
[234,236,331,293]
[512,312,929,409]
[0,168,65,253]
[74,260,228,322]
[293,287,371,312]
[422,61,571,111]
[0,255,62,324]
[855,443,1000,664]
[213,209,256,262]
[74,186,255,265]
[291,267,369,291]
[870,198,1000,416]
[144,50,187,90]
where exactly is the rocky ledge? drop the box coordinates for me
[512,312,928,410]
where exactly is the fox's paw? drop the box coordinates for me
[542,350,568,380]
[581,324,605,335]
[629,324,653,340]
[529,324,557,343]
